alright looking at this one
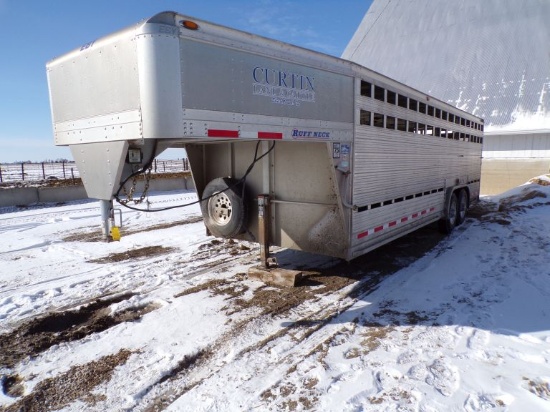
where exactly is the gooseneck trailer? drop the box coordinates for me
[47,11,483,262]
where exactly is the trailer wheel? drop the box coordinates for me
[456,189,468,226]
[201,177,247,238]
[439,192,458,234]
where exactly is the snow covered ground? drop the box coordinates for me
[1,179,549,411]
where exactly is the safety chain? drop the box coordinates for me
[119,166,153,205]
[147,194,198,205]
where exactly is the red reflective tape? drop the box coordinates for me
[208,129,239,138]
[357,205,436,241]
[258,131,283,139]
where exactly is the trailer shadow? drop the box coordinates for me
[273,220,447,291]
[277,198,550,337]
[272,221,448,328]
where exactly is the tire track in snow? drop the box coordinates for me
[132,225,446,411]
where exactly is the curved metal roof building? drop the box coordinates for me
[343,0,550,134]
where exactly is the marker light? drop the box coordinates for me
[181,20,199,30]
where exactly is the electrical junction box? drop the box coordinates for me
[127,149,142,164]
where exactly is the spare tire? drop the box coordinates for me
[200,177,247,238]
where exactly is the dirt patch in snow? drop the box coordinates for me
[498,189,549,213]
[468,199,530,226]
[0,293,157,370]
[259,320,398,411]
[467,200,498,220]
[235,270,358,316]
[88,245,176,263]
[3,349,133,412]
[170,239,256,276]
[175,221,448,342]
[139,348,214,412]
[528,175,550,186]
[191,238,252,260]
[175,221,444,318]
[523,377,550,400]
[62,216,203,243]
[155,224,449,409]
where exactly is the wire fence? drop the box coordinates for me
[0,159,190,183]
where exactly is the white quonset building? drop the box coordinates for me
[343,0,550,194]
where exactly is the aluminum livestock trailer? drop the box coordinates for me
[47,11,483,263]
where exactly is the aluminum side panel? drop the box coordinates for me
[70,141,128,200]
[47,34,140,126]
[53,110,142,146]
[179,39,354,124]
[137,33,184,139]
[350,193,442,258]
[352,127,481,207]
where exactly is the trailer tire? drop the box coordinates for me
[456,189,468,226]
[201,177,247,238]
[439,192,458,234]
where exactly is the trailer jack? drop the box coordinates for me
[248,194,302,287]
[257,194,276,269]
[99,199,122,242]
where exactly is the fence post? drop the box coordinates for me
[21,163,25,181]
[62,161,66,179]
[0,165,2,183]
[71,168,75,184]
[42,162,46,180]
[154,159,157,173]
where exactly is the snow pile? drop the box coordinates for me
[486,110,550,133]
[1,182,550,411]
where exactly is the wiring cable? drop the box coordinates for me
[114,140,276,212]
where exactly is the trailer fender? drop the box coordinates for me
[201,177,248,238]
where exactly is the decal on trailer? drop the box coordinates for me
[291,129,330,139]
[80,40,95,51]
[252,66,316,107]
[333,143,341,159]
[337,143,351,172]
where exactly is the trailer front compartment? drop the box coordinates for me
[186,140,351,259]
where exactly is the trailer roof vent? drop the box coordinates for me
[181,20,199,30]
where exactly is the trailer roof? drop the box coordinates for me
[47,10,482,123]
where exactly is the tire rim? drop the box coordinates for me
[449,197,457,225]
[458,195,467,220]
[208,192,232,226]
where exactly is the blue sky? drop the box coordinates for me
[0,0,371,163]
